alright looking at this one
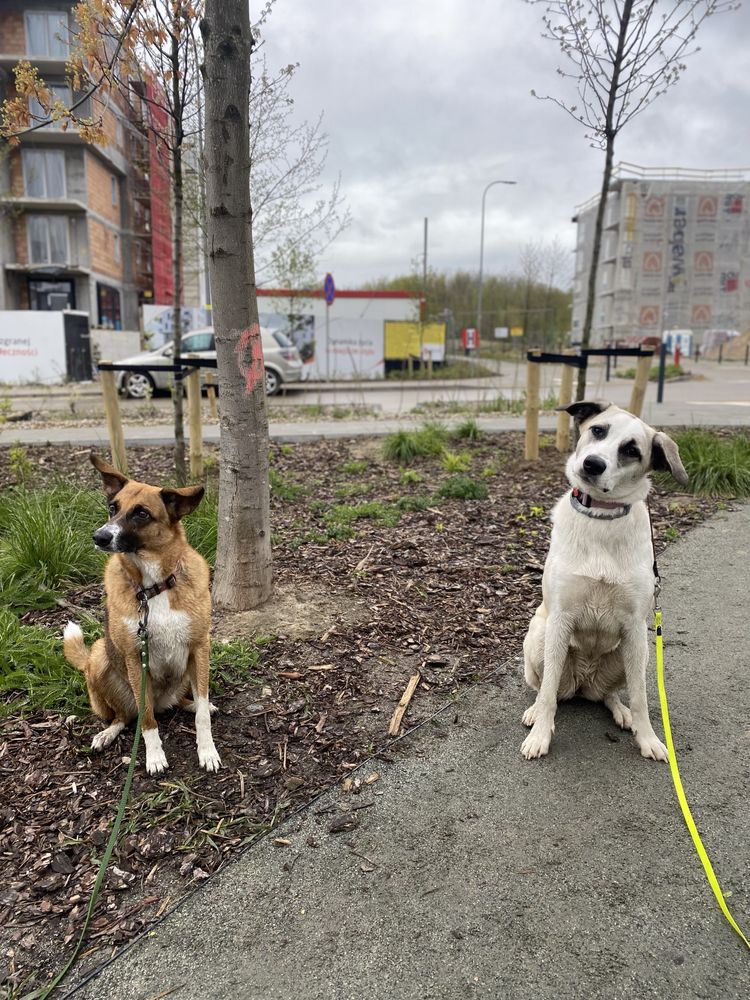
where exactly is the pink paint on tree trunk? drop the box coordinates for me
[235,325,265,393]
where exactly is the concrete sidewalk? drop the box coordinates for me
[73,506,750,1000]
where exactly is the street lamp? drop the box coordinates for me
[477,179,516,341]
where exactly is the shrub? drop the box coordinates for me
[0,608,92,716]
[382,422,449,464]
[453,417,480,441]
[663,430,750,497]
[0,485,106,610]
[441,450,472,473]
[434,476,489,501]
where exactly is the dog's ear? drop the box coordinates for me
[651,432,689,486]
[90,453,128,501]
[556,400,610,427]
[160,485,205,522]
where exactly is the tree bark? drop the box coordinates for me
[576,0,633,402]
[201,1,273,610]
[170,13,186,483]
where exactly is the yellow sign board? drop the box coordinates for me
[384,321,446,360]
[510,326,524,337]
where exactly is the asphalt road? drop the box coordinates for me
[73,504,750,1000]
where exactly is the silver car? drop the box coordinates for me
[115,327,304,398]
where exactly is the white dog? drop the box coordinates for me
[521,401,688,761]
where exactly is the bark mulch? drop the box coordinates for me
[0,431,725,995]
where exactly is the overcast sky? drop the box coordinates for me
[259,1,750,290]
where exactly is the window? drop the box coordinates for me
[97,283,122,329]
[111,176,118,206]
[29,83,70,129]
[28,278,75,310]
[27,215,69,264]
[113,233,121,264]
[25,11,69,57]
[181,332,215,352]
[23,149,66,198]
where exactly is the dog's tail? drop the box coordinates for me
[63,621,90,674]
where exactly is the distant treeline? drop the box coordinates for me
[366,270,573,347]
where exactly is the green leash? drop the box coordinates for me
[24,607,151,999]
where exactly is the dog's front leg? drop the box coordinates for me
[127,658,168,774]
[521,612,571,759]
[622,624,668,762]
[188,641,221,772]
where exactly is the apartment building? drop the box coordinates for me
[571,163,750,345]
[0,1,173,329]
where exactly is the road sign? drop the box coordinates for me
[324,273,336,305]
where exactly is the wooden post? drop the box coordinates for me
[555,350,576,453]
[628,353,653,417]
[185,355,203,479]
[205,371,218,419]
[525,351,541,461]
[407,355,414,376]
[99,362,128,475]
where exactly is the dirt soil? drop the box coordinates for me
[0,432,727,996]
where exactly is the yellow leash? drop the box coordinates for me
[655,608,750,949]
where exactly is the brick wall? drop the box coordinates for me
[13,217,28,265]
[0,13,25,55]
[88,217,123,280]
[85,152,120,226]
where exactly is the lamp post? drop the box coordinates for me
[477,179,516,341]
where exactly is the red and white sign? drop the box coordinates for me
[461,327,480,350]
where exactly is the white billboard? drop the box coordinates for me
[0,312,66,383]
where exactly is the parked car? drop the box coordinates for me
[115,327,304,398]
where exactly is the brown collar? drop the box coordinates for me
[133,561,181,605]
[570,487,631,520]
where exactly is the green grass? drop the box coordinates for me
[395,495,433,513]
[210,636,268,693]
[476,395,525,415]
[334,482,370,499]
[664,430,750,497]
[184,488,218,566]
[324,500,402,530]
[0,608,93,716]
[453,417,481,441]
[382,421,449,464]
[617,363,686,381]
[434,476,489,501]
[0,484,107,610]
[399,469,424,486]
[340,459,369,476]
[269,468,305,501]
[441,450,472,473]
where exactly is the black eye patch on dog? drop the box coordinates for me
[618,439,642,463]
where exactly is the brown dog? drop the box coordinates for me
[63,454,220,775]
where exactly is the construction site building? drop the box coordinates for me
[571,163,750,347]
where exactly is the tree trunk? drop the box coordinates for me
[201,0,273,610]
[171,17,186,483]
[576,0,633,403]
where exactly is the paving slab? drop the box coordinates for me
[72,505,750,1000]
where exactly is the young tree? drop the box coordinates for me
[527,0,737,399]
[201,0,273,610]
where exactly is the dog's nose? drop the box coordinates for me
[583,455,607,477]
[93,528,113,548]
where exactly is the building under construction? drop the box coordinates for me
[571,163,750,346]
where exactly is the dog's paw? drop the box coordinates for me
[198,744,221,772]
[145,747,169,775]
[522,703,538,727]
[182,700,219,715]
[91,723,124,751]
[637,734,669,762]
[612,703,633,731]
[521,725,552,759]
